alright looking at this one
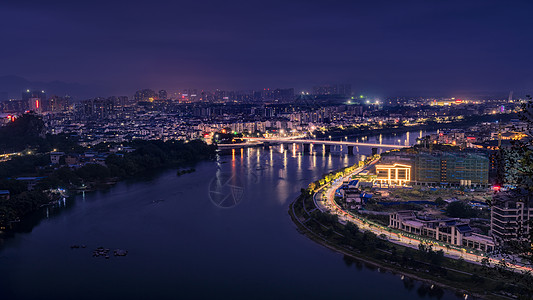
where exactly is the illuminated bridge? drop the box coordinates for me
[242,137,408,148]
[216,137,409,154]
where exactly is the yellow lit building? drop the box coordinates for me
[375,163,411,186]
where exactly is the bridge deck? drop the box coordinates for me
[241,138,408,148]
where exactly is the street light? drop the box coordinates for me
[329,135,332,141]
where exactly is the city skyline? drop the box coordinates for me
[1,0,533,98]
[2,1,533,299]
[0,76,528,101]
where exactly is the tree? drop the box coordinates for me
[495,95,533,264]
[481,257,490,270]
[445,201,477,218]
[434,197,446,206]
[0,113,46,153]
[500,95,533,188]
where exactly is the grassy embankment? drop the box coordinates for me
[289,168,533,299]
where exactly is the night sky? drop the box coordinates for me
[1,0,533,97]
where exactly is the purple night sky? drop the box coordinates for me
[1,0,532,98]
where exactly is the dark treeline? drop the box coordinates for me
[37,139,216,189]
[0,113,84,154]
[0,134,216,228]
[292,187,533,298]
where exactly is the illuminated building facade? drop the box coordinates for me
[375,163,411,186]
[379,151,489,187]
[491,190,533,245]
[414,152,488,187]
[390,211,495,252]
[23,90,46,113]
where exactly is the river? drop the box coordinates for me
[1,130,463,300]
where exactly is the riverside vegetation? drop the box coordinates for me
[0,114,216,229]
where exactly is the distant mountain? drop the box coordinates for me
[0,75,113,100]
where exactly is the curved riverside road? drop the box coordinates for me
[312,161,533,274]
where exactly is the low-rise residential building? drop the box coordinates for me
[375,163,411,186]
[390,210,495,252]
[337,180,372,210]
[16,177,44,191]
[50,151,64,164]
[0,190,10,200]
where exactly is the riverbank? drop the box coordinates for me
[288,169,533,299]
[0,139,217,231]
[1,145,459,300]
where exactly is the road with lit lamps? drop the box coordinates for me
[312,161,533,274]
[242,137,408,148]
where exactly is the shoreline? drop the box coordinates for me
[288,199,502,300]
[0,159,209,234]
[287,174,524,299]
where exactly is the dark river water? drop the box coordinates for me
[0,131,462,300]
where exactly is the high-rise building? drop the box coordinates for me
[337,84,351,97]
[22,90,46,102]
[0,99,28,112]
[79,98,115,119]
[313,84,337,95]
[23,90,46,112]
[379,151,489,187]
[491,190,533,246]
[407,152,488,187]
[158,90,167,100]
[272,88,295,102]
[134,89,157,102]
[109,96,129,108]
[313,84,351,96]
[45,95,71,112]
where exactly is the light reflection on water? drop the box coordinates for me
[0,130,459,300]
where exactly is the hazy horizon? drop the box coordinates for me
[1,0,532,99]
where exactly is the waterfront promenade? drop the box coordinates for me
[312,162,533,274]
